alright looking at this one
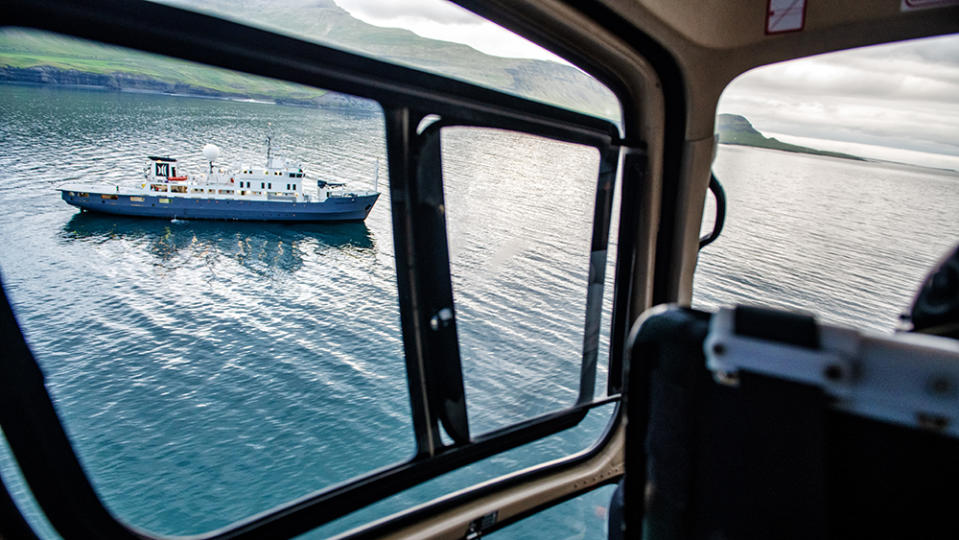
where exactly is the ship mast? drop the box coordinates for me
[266,123,274,169]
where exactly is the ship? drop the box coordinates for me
[57,140,379,222]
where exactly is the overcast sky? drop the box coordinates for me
[719,34,959,169]
[334,0,564,61]
[336,0,959,169]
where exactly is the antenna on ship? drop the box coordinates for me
[202,143,220,173]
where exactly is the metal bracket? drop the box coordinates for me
[705,307,959,437]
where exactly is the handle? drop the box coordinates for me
[699,173,726,250]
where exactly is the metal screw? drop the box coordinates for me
[430,307,454,331]
[929,377,952,395]
[824,364,844,381]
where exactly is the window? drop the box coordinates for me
[0,2,623,538]
[130,196,145,202]
[441,127,611,434]
[696,34,959,333]
[0,28,406,536]
[150,0,621,122]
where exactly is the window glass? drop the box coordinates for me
[302,404,617,539]
[695,34,959,332]
[0,30,404,536]
[440,127,607,434]
[149,0,621,123]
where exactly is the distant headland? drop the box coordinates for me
[716,114,865,161]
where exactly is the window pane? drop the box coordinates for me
[440,127,605,435]
[695,35,959,332]
[149,0,621,123]
[301,404,617,539]
[0,30,407,535]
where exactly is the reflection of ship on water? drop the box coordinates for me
[60,213,375,273]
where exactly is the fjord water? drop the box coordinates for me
[1,84,958,538]
[0,84,616,538]
[698,144,959,330]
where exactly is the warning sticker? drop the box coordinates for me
[901,0,959,10]
[766,0,806,34]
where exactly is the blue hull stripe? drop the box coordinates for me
[60,192,379,222]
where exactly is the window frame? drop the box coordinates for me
[0,0,640,538]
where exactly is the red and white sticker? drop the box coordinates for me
[901,0,959,10]
[766,0,806,34]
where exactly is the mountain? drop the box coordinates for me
[716,114,864,161]
[0,0,619,120]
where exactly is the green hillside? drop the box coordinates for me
[0,29,328,102]
[716,114,864,161]
[0,0,619,119]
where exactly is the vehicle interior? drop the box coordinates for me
[2,0,958,538]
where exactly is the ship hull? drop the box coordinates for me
[60,190,379,222]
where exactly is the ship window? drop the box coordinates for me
[261,183,265,189]
[218,189,234,194]
[268,183,272,189]
[130,196,145,202]
[170,186,187,193]
[101,194,119,200]
[156,163,169,177]
[293,184,296,190]
[78,192,89,197]
[158,198,170,204]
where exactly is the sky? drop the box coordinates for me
[335,0,959,169]
[334,0,565,62]
[718,34,959,170]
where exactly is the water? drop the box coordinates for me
[696,145,959,330]
[1,85,958,538]
[0,84,615,538]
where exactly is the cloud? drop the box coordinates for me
[719,34,959,164]
[335,0,485,27]
[334,0,565,61]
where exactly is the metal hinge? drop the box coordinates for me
[464,511,498,539]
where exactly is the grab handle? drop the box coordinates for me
[699,173,726,250]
